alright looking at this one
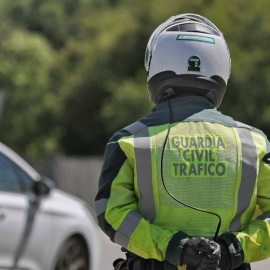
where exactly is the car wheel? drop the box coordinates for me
[55,236,89,270]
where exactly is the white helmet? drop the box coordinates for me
[145,14,231,107]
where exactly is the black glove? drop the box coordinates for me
[181,237,221,270]
[217,240,232,270]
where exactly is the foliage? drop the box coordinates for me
[0,0,270,158]
[0,30,61,158]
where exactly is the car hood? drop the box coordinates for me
[41,188,93,218]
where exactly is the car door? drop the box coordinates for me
[0,143,53,270]
[0,153,29,268]
[14,172,52,270]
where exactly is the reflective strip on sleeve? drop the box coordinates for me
[124,122,156,222]
[95,198,108,216]
[229,122,258,232]
[125,121,146,134]
[114,210,142,248]
[256,213,270,225]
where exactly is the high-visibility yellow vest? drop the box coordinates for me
[96,96,270,267]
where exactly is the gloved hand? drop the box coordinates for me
[181,237,221,270]
[217,240,232,270]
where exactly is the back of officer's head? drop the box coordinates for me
[144,14,231,107]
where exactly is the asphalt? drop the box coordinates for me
[98,228,124,269]
[98,229,270,270]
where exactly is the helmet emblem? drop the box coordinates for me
[188,56,201,72]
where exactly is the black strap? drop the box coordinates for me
[126,252,177,270]
[235,263,251,270]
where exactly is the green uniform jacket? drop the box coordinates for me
[95,96,270,268]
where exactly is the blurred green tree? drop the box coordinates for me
[0,30,60,158]
[0,0,270,158]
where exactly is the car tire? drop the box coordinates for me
[55,236,89,270]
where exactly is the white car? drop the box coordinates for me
[0,142,100,270]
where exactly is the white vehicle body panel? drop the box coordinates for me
[0,142,100,270]
[0,192,28,267]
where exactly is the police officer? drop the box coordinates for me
[95,14,270,270]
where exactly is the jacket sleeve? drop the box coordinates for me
[95,132,190,266]
[237,150,270,262]
[219,141,270,267]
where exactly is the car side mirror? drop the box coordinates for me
[33,177,55,197]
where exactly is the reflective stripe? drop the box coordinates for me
[95,198,108,216]
[107,141,118,145]
[230,122,258,231]
[124,122,156,222]
[114,210,142,248]
[257,213,270,225]
[125,121,146,134]
[134,127,156,222]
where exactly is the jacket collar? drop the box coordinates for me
[153,96,216,115]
